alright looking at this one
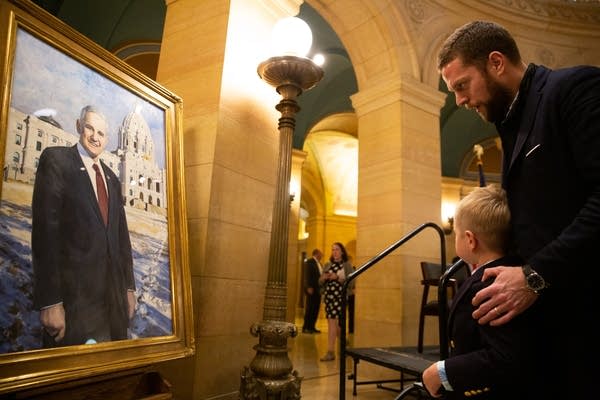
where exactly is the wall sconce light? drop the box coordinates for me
[444,216,454,235]
[441,201,456,235]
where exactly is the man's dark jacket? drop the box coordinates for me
[497,64,600,397]
[32,145,134,346]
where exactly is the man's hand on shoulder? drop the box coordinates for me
[471,266,538,326]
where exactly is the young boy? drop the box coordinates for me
[422,185,546,399]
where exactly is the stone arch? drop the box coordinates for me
[307,0,421,89]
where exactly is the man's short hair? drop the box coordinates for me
[437,20,522,72]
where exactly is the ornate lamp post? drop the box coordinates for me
[240,17,323,399]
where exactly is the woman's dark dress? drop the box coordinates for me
[323,262,344,319]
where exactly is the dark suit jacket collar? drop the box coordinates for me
[498,64,552,183]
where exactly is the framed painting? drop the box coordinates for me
[0,0,193,394]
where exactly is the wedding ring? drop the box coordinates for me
[493,306,500,315]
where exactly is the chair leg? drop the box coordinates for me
[418,312,425,353]
[418,287,429,354]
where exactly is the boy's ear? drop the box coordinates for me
[464,230,478,251]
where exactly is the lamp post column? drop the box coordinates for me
[240,52,323,400]
[263,83,300,322]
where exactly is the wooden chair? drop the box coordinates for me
[417,261,470,353]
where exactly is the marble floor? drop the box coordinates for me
[290,315,422,400]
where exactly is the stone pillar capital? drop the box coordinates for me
[351,73,446,117]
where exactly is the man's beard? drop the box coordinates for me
[481,73,514,124]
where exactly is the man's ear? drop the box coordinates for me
[75,119,82,134]
[488,51,505,75]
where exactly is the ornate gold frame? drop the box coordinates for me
[0,0,193,394]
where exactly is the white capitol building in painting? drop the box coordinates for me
[4,106,166,215]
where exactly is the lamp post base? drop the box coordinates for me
[239,321,302,400]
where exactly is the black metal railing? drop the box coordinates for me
[338,222,446,400]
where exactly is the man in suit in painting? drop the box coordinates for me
[32,105,136,347]
[302,248,323,333]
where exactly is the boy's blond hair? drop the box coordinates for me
[454,184,511,253]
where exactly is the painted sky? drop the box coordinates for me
[9,29,166,168]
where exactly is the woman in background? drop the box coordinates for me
[319,242,354,361]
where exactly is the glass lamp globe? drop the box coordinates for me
[271,16,313,57]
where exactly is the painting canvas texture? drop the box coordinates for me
[1,28,173,353]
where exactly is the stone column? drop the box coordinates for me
[350,72,446,347]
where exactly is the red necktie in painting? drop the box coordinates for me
[93,163,108,226]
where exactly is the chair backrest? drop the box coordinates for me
[420,261,471,287]
[420,262,445,284]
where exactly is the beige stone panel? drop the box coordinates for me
[401,190,441,226]
[401,103,441,138]
[215,101,279,184]
[160,64,223,115]
[354,50,396,85]
[323,216,356,252]
[317,0,375,33]
[419,318,441,349]
[401,131,440,167]
[352,317,405,348]
[286,255,300,323]
[355,289,425,345]
[353,260,434,347]
[348,16,391,63]
[157,0,228,79]
[184,163,212,220]
[357,107,401,140]
[358,131,403,168]
[357,285,419,330]
[358,159,403,196]
[195,277,265,337]
[356,222,408,254]
[359,191,405,226]
[334,10,399,83]
[357,162,439,225]
[360,181,440,227]
[359,120,440,172]
[354,255,419,290]
[306,215,327,254]
[401,149,440,185]
[204,219,271,281]
[356,223,441,259]
[357,252,425,285]
[358,129,404,169]
[358,158,441,257]
[187,217,208,277]
[182,113,218,167]
[287,150,305,321]
[353,258,403,292]
[357,286,406,321]
[208,165,274,230]
[192,334,258,399]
